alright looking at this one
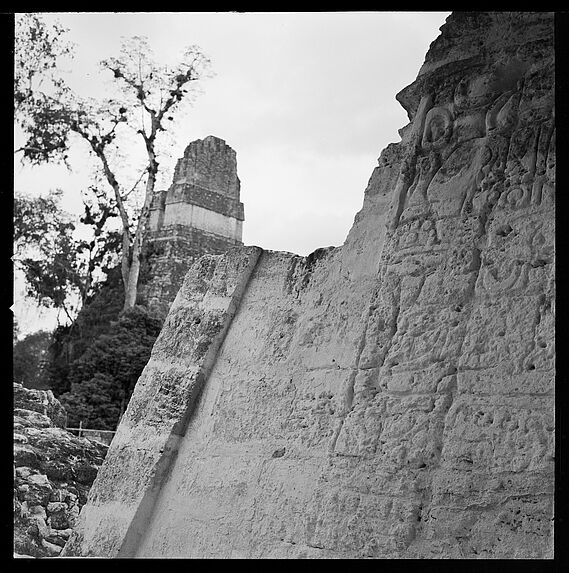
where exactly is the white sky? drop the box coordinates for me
[13,11,450,336]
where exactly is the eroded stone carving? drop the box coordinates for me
[422,106,453,151]
[64,12,554,559]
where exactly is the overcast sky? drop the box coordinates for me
[13,11,450,335]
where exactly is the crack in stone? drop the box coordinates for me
[328,291,376,454]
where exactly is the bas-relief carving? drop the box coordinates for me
[383,305,466,374]
[475,213,553,299]
[441,398,553,473]
[422,106,453,152]
[485,90,521,136]
[382,59,554,339]
[392,217,440,253]
[387,94,432,230]
[64,14,554,560]
[480,260,527,295]
[504,122,555,213]
[359,52,554,554]
[388,59,553,231]
[362,49,553,409]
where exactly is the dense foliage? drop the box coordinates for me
[45,265,125,396]
[58,305,163,430]
[13,330,52,390]
[15,189,77,318]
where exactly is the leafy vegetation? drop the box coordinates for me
[14,188,121,322]
[58,306,163,429]
[13,331,53,390]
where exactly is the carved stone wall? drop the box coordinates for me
[64,12,554,559]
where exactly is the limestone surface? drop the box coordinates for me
[64,11,554,559]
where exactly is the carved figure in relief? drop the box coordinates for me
[387,94,433,230]
[485,90,521,136]
[422,106,453,152]
[393,58,535,228]
[418,63,530,221]
[401,156,443,225]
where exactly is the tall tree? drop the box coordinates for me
[15,14,213,310]
[101,37,211,308]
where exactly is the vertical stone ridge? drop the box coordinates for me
[329,212,397,453]
[62,246,263,557]
[118,249,263,558]
[387,93,433,230]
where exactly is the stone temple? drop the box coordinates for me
[141,135,245,315]
[64,12,555,558]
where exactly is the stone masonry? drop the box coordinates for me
[140,135,244,315]
[13,384,108,557]
[64,12,555,558]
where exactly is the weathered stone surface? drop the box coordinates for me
[63,247,262,557]
[65,11,554,558]
[13,383,67,428]
[13,384,108,558]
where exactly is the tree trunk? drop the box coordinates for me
[89,143,132,296]
[122,151,157,310]
[123,249,140,309]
